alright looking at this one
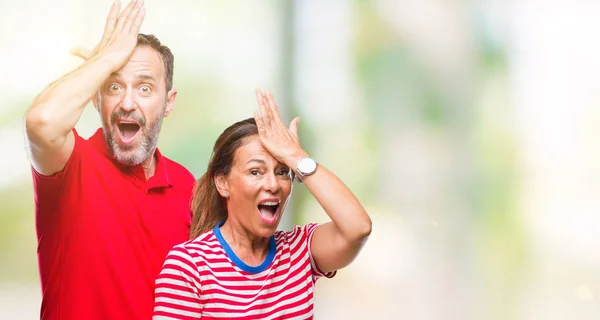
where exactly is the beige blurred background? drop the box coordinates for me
[2,0,600,319]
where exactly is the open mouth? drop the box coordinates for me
[258,200,280,224]
[117,121,141,144]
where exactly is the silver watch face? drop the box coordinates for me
[297,157,317,175]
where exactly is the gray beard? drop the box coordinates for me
[104,116,163,166]
[100,103,165,166]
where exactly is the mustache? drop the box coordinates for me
[110,109,146,126]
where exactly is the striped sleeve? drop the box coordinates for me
[153,245,203,319]
[301,223,337,281]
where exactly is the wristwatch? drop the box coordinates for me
[295,157,318,183]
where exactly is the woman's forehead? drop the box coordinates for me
[234,137,278,166]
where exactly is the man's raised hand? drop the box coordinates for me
[71,0,146,69]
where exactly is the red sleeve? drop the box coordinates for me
[32,129,85,229]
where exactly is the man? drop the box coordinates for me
[24,1,195,319]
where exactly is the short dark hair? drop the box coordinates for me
[137,33,174,91]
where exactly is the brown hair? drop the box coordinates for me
[189,118,258,239]
[136,33,174,92]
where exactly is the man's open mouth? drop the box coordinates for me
[117,121,141,144]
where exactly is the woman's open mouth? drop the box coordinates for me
[258,199,280,224]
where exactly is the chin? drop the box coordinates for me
[112,146,148,166]
[109,136,155,166]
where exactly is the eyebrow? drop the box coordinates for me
[246,159,266,165]
[245,159,289,168]
[109,72,157,82]
[137,74,156,82]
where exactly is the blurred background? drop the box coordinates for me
[2,0,600,319]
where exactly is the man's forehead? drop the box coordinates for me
[130,45,163,63]
[113,47,164,78]
[110,65,163,84]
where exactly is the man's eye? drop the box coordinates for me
[140,85,151,94]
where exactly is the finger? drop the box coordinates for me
[260,92,274,124]
[125,0,145,34]
[99,0,121,47]
[262,97,275,127]
[255,89,272,123]
[265,90,282,123]
[70,47,93,60]
[254,89,264,116]
[130,7,146,34]
[261,94,271,117]
[110,0,138,41]
[289,117,300,141]
[254,110,266,134]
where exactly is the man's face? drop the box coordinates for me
[95,46,176,166]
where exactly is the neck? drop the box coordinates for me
[141,151,157,179]
[220,220,270,264]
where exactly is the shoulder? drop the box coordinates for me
[162,156,195,184]
[30,128,93,181]
[163,231,220,273]
[174,230,221,259]
[84,128,107,151]
[275,223,320,246]
[278,223,320,238]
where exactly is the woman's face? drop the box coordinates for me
[219,135,293,238]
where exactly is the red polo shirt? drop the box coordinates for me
[32,128,195,320]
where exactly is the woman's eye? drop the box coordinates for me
[278,169,290,176]
[109,84,121,92]
[250,170,260,176]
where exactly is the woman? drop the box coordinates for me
[153,89,372,319]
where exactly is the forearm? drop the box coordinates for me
[26,55,116,146]
[252,88,371,271]
[300,163,372,243]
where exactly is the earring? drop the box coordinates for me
[223,192,228,198]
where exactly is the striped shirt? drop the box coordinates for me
[153,222,336,319]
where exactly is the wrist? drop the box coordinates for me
[283,148,310,170]
[88,52,124,72]
[291,154,319,183]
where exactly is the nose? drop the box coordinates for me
[263,172,280,193]
[119,87,137,112]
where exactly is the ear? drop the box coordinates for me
[164,88,178,117]
[214,174,229,198]
[92,91,100,112]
